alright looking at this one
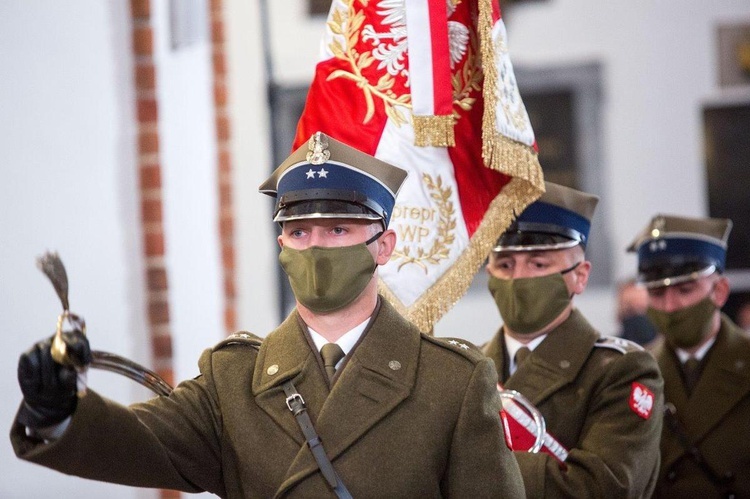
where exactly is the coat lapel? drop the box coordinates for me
[252,311,330,446]
[275,300,420,496]
[506,309,598,406]
[656,346,690,470]
[684,316,750,441]
[484,330,508,384]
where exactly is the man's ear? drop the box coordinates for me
[712,276,730,308]
[571,260,592,295]
[375,229,397,265]
[277,234,284,248]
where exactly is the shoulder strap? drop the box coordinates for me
[281,380,353,499]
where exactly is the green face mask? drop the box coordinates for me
[279,233,380,313]
[647,297,716,349]
[487,263,578,336]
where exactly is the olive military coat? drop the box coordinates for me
[653,313,750,498]
[12,299,524,498]
[484,309,664,498]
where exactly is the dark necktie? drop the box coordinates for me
[682,357,700,395]
[321,343,346,381]
[514,346,531,372]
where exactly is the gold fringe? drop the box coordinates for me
[413,115,456,147]
[478,0,545,193]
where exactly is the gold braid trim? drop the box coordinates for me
[379,177,542,333]
[413,115,456,147]
[478,0,544,193]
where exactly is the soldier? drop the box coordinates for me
[483,182,664,498]
[11,132,524,498]
[629,214,750,497]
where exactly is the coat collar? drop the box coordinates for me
[503,309,600,406]
[255,298,421,497]
[659,314,750,467]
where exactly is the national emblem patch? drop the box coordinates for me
[629,382,654,419]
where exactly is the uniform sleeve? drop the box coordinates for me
[443,357,526,498]
[514,351,664,498]
[10,348,226,496]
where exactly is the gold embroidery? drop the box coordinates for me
[325,0,481,131]
[326,2,411,126]
[452,27,481,114]
[391,173,457,272]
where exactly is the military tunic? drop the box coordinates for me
[484,309,664,498]
[11,299,524,498]
[654,313,750,498]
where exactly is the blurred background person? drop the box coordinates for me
[629,214,750,498]
[616,278,659,347]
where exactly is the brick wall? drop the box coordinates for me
[131,0,176,496]
[211,0,238,335]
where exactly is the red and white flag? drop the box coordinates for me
[294,0,544,332]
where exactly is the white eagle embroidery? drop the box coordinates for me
[362,0,470,81]
[632,385,654,417]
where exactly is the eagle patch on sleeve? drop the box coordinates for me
[629,382,654,419]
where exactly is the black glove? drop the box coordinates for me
[17,330,92,430]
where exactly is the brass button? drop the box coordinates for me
[388,360,401,371]
[559,360,571,369]
[267,364,279,375]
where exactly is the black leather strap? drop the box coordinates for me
[282,381,353,499]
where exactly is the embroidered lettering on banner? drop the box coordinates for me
[629,382,654,420]
[390,173,456,273]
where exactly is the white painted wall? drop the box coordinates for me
[150,0,226,382]
[226,0,279,336]
[0,1,153,498]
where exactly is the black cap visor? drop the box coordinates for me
[493,230,581,253]
[638,259,718,289]
[274,199,381,223]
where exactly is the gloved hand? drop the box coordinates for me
[17,330,92,430]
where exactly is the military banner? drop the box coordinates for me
[294,0,544,332]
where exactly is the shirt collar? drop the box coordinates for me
[309,317,370,366]
[504,331,548,375]
[676,335,717,363]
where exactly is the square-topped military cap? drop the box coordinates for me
[627,214,733,288]
[494,181,599,252]
[259,131,408,227]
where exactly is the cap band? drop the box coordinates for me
[515,200,592,244]
[275,161,394,225]
[637,236,727,274]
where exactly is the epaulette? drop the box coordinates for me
[594,335,644,355]
[421,334,485,363]
[214,331,263,351]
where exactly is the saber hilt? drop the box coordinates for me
[36,251,173,396]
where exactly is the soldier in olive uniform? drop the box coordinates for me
[12,132,524,498]
[483,182,664,498]
[629,214,750,498]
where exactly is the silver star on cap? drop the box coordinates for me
[449,340,459,346]
[459,343,470,350]
[318,168,328,178]
[306,168,316,179]
[649,240,667,252]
